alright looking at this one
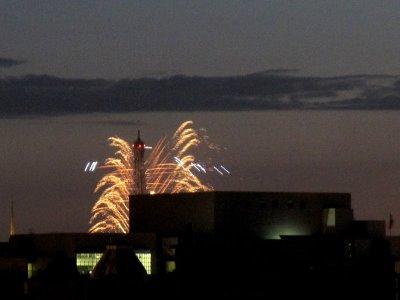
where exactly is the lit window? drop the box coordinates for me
[395,261,400,274]
[135,251,151,274]
[327,208,336,227]
[27,263,33,279]
[166,261,176,273]
[76,253,103,274]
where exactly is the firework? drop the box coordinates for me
[89,121,212,233]
[84,161,98,172]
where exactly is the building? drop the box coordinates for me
[0,233,154,298]
[131,191,355,239]
[129,191,392,298]
[0,191,393,298]
[130,191,386,273]
[5,233,152,277]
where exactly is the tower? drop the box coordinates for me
[9,200,15,236]
[132,130,147,195]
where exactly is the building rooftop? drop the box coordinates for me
[130,191,353,239]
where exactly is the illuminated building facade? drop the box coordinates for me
[76,253,103,274]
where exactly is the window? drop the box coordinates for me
[27,263,33,279]
[76,251,152,275]
[395,261,400,274]
[135,251,151,275]
[327,208,336,227]
[76,253,103,274]
[166,261,176,273]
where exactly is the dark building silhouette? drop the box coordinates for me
[0,233,150,299]
[0,191,395,299]
[131,192,355,239]
[129,192,393,298]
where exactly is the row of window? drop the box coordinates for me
[136,252,151,274]
[75,251,151,275]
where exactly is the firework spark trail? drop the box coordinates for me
[89,121,211,233]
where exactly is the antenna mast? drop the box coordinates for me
[9,200,15,236]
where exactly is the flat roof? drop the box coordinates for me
[132,191,351,208]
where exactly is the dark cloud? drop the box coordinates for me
[86,119,144,127]
[0,72,399,116]
[0,57,26,68]
[246,69,300,76]
[322,76,400,109]
[326,96,400,109]
[135,70,181,79]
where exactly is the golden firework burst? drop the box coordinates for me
[89,121,211,233]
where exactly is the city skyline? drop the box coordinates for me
[0,1,399,241]
[1,111,399,241]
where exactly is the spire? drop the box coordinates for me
[9,200,15,236]
[134,129,144,149]
[133,130,147,195]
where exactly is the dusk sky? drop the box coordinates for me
[1,1,400,240]
[1,0,399,78]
